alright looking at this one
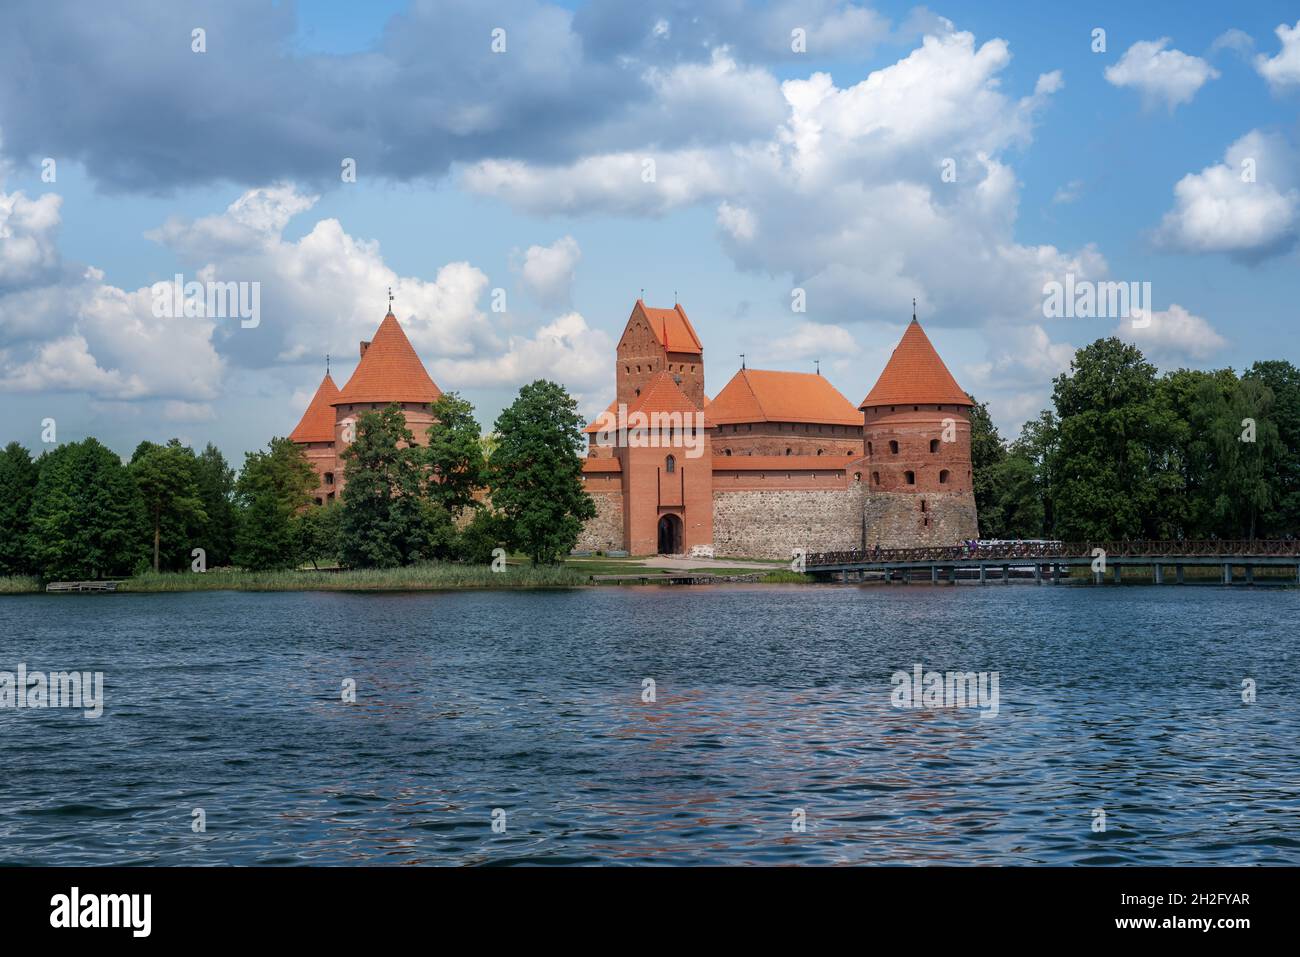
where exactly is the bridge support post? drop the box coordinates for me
[979,564,987,585]
[1092,566,1102,585]
[1001,564,1010,584]
[1051,563,1060,584]
[1153,564,1163,584]
[931,565,939,584]
[1222,563,1232,585]
[1176,564,1184,584]
[1034,564,1042,585]
[1113,564,1122,584]
[883,566,891,585]
[1245,565,1254,585]
[949,565,957,584]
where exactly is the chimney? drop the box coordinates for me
[359,340,371,358]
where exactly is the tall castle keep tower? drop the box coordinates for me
[289,307,442,503]
[855,315,978,545]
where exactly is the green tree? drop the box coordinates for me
[1244,360,1300,537]
[1050,338,1182,540]
[1011,409,1059,537]
[28,439,146,580]
[425,392,486,516]
[194,443,237,566]
[295,501,343,569]
[234,438,316,570]
[0,442,39,575]
[1157,368,1238,538]
[489,380,596,564]
[456,508,508,565]
[339,405,445,567]
[130,440,207,572]
[966,396,1007,536]
[1199,376,1279,539]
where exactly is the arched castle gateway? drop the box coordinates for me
[289,299,978,556]
[576,300,979,558]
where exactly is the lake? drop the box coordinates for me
[1,585,1297,865]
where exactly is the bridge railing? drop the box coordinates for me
[803,540,1300,568]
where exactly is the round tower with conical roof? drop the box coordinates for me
[856,314,979,545]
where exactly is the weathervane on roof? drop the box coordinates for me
[326,353,330,376]
[388,286,395,313]
[815,359,820,376]
[739,353,746,370]
[912,297,917,321]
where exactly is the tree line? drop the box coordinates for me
[970,338,1300,542]
[0,379,595,581]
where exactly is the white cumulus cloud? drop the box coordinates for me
[1104,39,1219,109]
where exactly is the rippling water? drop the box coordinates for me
[1,585,1297,865]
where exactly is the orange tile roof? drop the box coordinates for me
[334,311,442,406]
[582,457,622,473]
[708,368,862,426]
[583,372,705,436]
[584,398,619,434]
[626,370,703,420]
[289,373,340,443]
[859,318,972,408]
[633,300,702,354]
[712,454,856,470]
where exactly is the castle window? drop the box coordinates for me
[914,406,919,411]
[905,470,915,485]
[939,469,950,484]
[785,448,792,456]
[854,472,862,483]
[723,449,732,456]
[867,441,873,454]
[889,440,899,454]
[324,472,334,486]
[872,471,880,485]
[921,500,927,512]
[314,497,323,506]
[924,516,930,527]
[665,455,676,473]
[929,439,940,453]
[816,449,824,456]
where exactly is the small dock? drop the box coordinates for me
[45,581,122,593]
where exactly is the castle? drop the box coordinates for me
[289,300,979,558]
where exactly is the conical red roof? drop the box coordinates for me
[334,311,442,406]
[860,319,971,408]
[289,373,340,443]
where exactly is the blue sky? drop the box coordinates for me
[1,0,1297,465]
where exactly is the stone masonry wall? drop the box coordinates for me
[861,490,978,548]
[576,491,625,552]
[712,487,865,559]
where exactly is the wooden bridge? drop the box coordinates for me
[802,540,1300,585]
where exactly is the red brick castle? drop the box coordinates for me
[290,300,979,558]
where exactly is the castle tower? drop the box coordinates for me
[616,300,704,409]
[857,315,978,544]
[289,371,341,504]
[329,309,443,496]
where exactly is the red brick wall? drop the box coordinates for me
[860,404,972,494]
[711,421,864,458]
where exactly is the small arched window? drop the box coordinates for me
[723,448,732,456]
[816,449,824,456]
[867,441,873,454]
[904,470,915,485]
[872,471,881,485]
[929,439,940,453]
[920,500,927,512]
[939,469,950,484]
[665,455,676,473]
[785,448,792,456]
[853,472,862,483]
[889,440,899,454]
